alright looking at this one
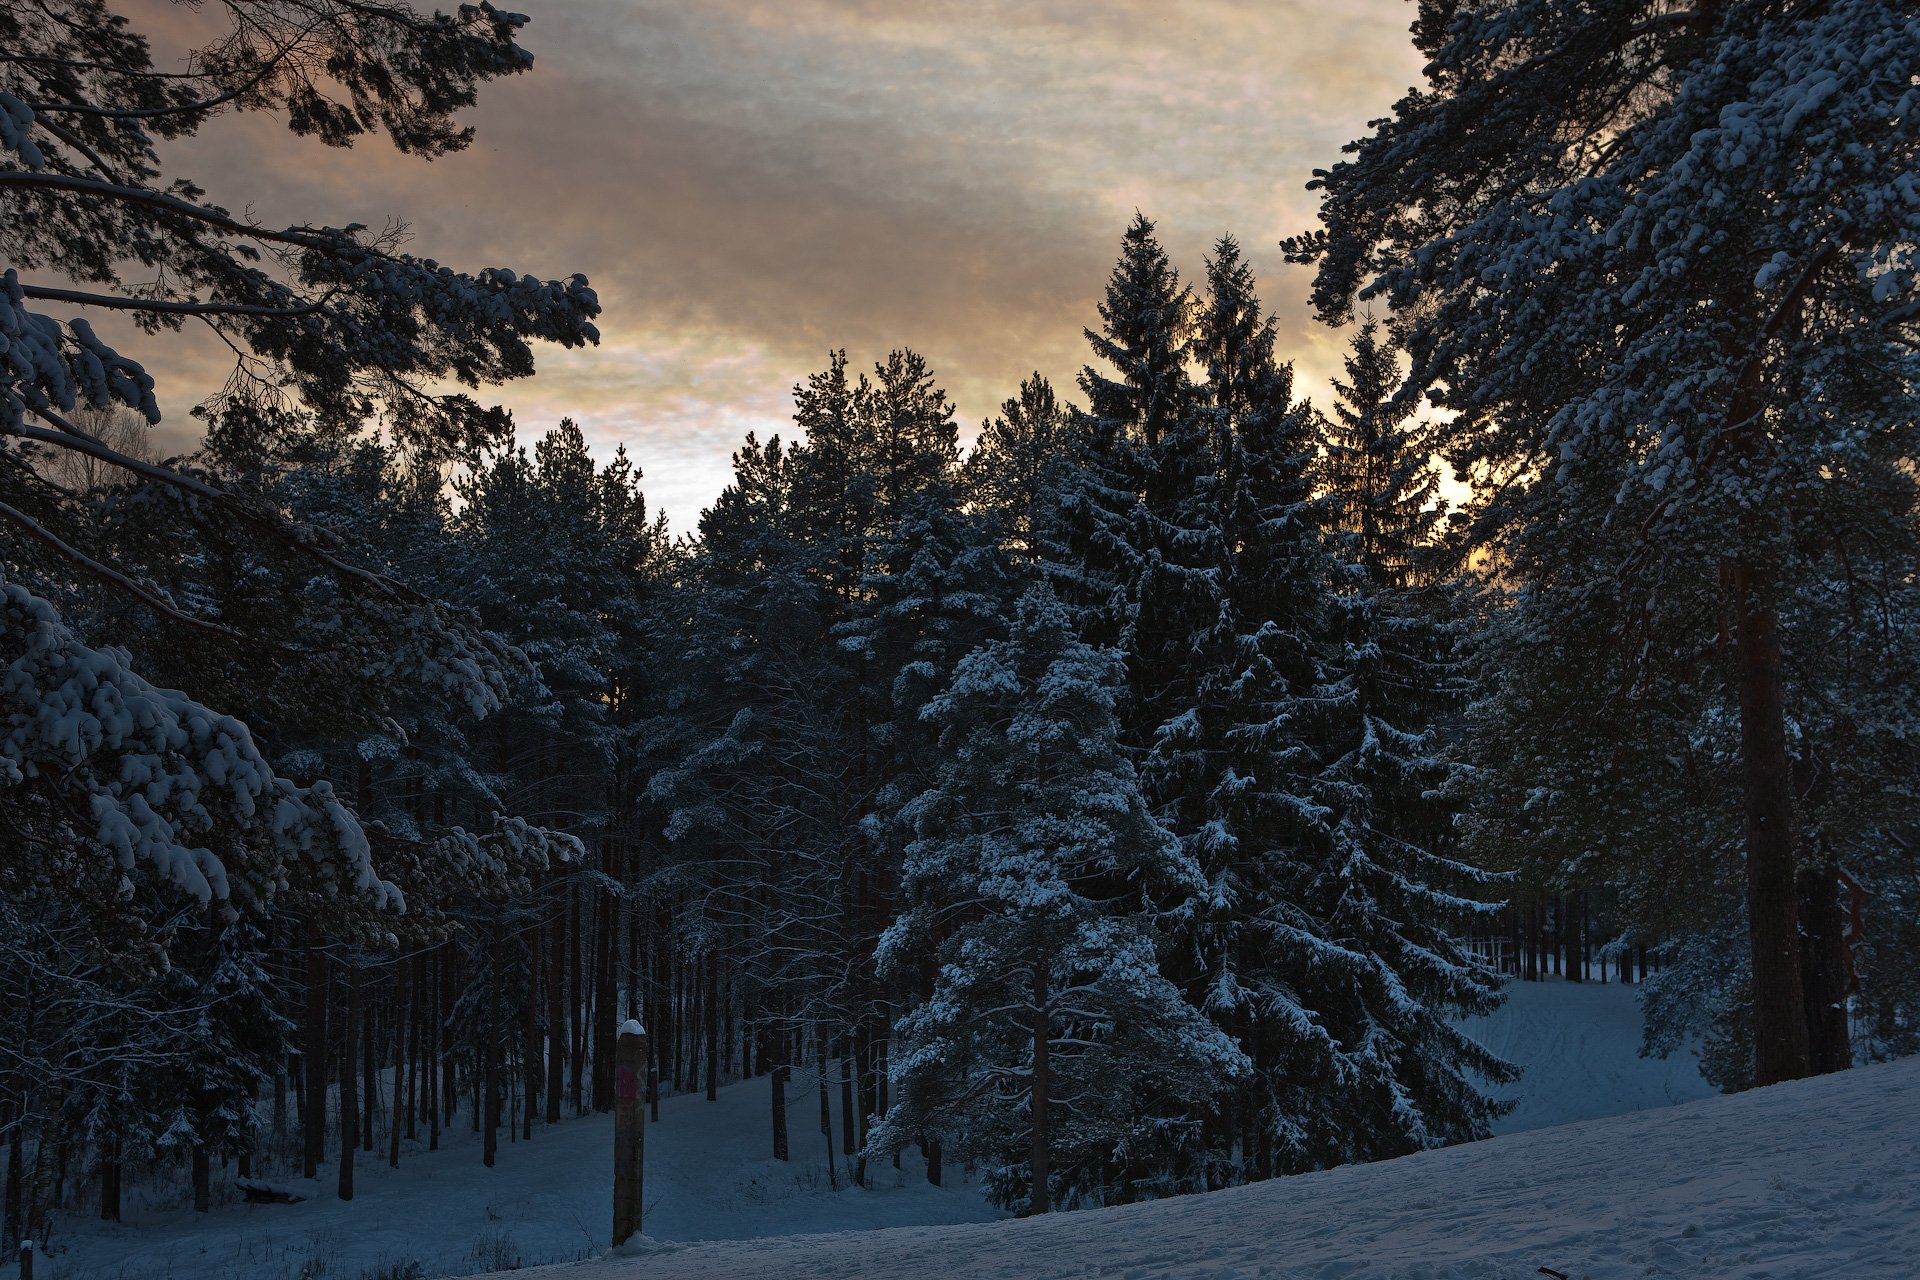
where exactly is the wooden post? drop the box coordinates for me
[19,1238,32,1280]
[612,1020,647,1248]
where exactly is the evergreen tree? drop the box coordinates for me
[966,373,1078,570]
[1290,324,1511,1159]
[1290,0,1920,1085]
[871,586,1244,1213]
[1059,213,1198,649]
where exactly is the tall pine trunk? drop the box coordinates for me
[840,1037,855,1156]
[548,887,567,1124]
[524,926,540,1141]
[1730,564,1812,1084]
[1798,859,1852,1074]
[191,1146,210,1213]
[390,959,409,1169]
[570,887,586,1116]
[5,1119,22,1247]
[705,954,720,1102]
[362,976,377,1153]
[98,1134,119,1222]
[303,925,328,1180]
[484,918,502,1167]
[817,1031,837,1190]
[770,1024,789,1162]
[339,964,358,1202]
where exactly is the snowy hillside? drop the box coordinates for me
[521,1055,1920,1280]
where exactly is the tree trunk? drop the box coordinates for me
[627,900,643,1022]
[303,926,328,1180]
[1562,893,1582,983]
[840,1038,855,1156]
[407,953,422,1141]
[339,964,358,1201]
[484,920,502,1167]
[1730,563,1813,1084]
[191,1145,210,1213]
[721,965,735,1081]
[5,1121,22,1249]
[362,975,377,1153]
[525,926,541,1141]
[570,887,586,1116]
[817,1031,837,1190]
[705,955,720,1102]
[1584,892,1596,981]
[593,889,618,1113]
[881,1030,897,1172]
[740,991,755,1081]
[390,959,409,1169]
[429,949,444,1151]
[649,1032,661,1124]
[853,1023,871,1188]
[272,1061,287,1156]
[1549,900,1560,976]
[1030,964,1051,1215]
[98,1137,119,1222]
[1798,859,1852,1075]
[548,891,566,1125]
[770,1031,789,1162]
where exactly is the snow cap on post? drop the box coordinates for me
[618,1018,647,1038]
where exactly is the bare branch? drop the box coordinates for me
[20,283,322,318]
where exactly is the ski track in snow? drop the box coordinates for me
[531,1055,1920,1280]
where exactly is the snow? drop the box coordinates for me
[23,979,1859,1280]
[520,1054,1920,1280]
[28,1069,1000,1280]
[1457,976,1716,1135]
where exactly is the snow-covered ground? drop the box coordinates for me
[25,1070,1000,1280]
[524,1054,1920,1280]
[1459,976,1716,1134]
[17,978,1737,1280]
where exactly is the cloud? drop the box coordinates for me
[137,0,1422,528]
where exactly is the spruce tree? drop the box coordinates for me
[1059,213,1198,650]
[871,586,1244,1212]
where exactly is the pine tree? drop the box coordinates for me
[1290,0,1920,1085]
[966,373,1078,570]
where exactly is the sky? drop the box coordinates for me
[138,0,1426,531]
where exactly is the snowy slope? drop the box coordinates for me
[522,1055,1920,1280]
[1459,978,1716,1134]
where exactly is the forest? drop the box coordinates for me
[2,0,1917,1257]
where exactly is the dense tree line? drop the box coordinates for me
[3,0,1917,1256]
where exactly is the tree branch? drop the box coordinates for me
[0,497,245,639]
[20,283,322,318]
